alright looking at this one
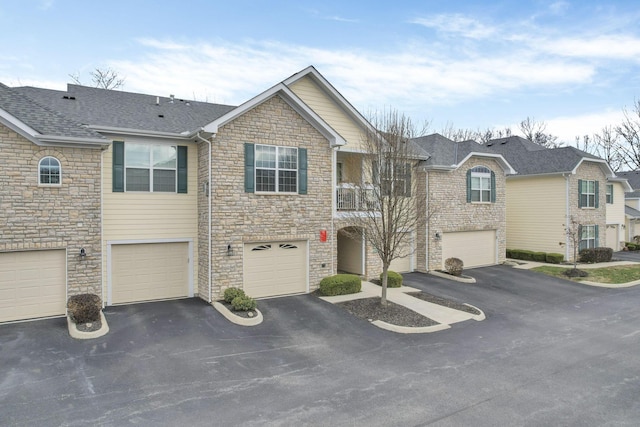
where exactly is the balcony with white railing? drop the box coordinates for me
[336,184,378,211]
[335,151,379,212]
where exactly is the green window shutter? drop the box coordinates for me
[177,146,188,194]
[595,225,599,247]
[578,179,583,208]
[112,141,125,192]
[490,170,496,203]
[594,181,599,208]
[578,224,583,251]
[298,148,307,195]
[609,184,614,204]
[466,169,472,203]
[244,143,255,193]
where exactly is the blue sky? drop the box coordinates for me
[2,0,640,143]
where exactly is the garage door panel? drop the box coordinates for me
[111,242,189,304]
[0,250,66,323]
[442,230,496,269]
[244,241,307,298]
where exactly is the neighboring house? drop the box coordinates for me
[483,136,622,260]
[624,204,640,242]
[605,177,632,250]
[410,134,515,271]
[615,171,640,242]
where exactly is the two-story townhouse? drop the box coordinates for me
[616,171,640,241]
[0,83,108,322]
[483,136,620,260]
[411,134,515,270]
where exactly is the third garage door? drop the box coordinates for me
[111,242,189,304]
[442,230,496,269]
[243,241,307,298]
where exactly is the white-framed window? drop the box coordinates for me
[38,156,61,185]
[125,144,177,192]
[470,166,492,202]
[579,225,597,250]
[606,184,613,204]
[255,144,298,193]
[579,180,596,208]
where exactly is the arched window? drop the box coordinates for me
[467,166,495,203]
[39,156,61,185]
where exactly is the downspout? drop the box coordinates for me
[424,169,429,272]
[331,147,338,274]
[196,131,214,303]
[564,173,570,261]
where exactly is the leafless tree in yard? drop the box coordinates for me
[343,110,431,306]
[519,116,560,147]
[69,67,125,90]
[575,126,624,172]
[616,100,640,170]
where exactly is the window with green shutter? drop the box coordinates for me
[113,142,186,193]
[245,143,307,194]
[579,179,597,208]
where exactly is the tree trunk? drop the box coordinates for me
[381,265,388,306]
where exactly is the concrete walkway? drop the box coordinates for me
[319,281,484,333]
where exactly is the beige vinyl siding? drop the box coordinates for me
[289,76,367,151]
[102,138,199,296]
[606,182,626,225]
[506,176,567,254]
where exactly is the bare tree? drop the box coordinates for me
[519,116,560,148]
[616,100,640,170]
[576,126,624,172]
[344,110,429,305]
[440,124,512,144]
[69,67,125,90]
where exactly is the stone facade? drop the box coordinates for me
[0,125,102,297]
[198,95,334,300]
[566,161,607,260]
[417,156,507,271]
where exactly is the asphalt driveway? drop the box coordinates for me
[1,266,639,426]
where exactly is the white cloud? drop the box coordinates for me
[538,34,640,60]
[410,14,496,39]
[546,110,625,144]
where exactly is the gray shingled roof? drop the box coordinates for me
[14,84,236,135]
[626,190,640,198]
[625,205,640,218]
[0,83,105,140]
[483,135,602,175]
[411,133,497,167]
[616,171,640,190]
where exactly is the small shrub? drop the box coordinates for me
[380,270,402,288]
[67,293,101,324]
[231,295,257,311]
[579,247,613,263]
[319,274,361,296]
[532,252,547,262]
[510,249,535,261]
[444,257,464,276]
[223,287,245,303]
[505,249,514,258]
[626,242,637,251]
[545,253,564,264]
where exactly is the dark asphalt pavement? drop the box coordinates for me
[1,265,639,426]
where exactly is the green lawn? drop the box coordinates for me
[532,265,640,284]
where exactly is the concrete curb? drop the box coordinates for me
[67,311,109,340]
[579,279,640,288]
[428,270,476,283]
[213,301,263,326]
[372,320,450,334]
[464,303,486,321]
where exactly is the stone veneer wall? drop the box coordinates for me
[567,161,607,260]
[199,95,334,300]
[0,125,102,296]
[419,157,507,271]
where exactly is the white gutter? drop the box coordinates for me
[196,130,214,303]
[89,125,193,140]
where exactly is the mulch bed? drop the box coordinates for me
[219,300,259,319]
[74,318,102,333]
[407,291,481,315]
[337,297,438,327]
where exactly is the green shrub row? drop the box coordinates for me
[625,242,639,251]
[579,247,613,263]
[506,249,564,264]
[222,287,257,311]
[319,274,362,296]
[380,270,403,287]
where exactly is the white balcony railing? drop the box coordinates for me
[336,184,378,211]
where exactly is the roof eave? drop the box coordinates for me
[609,176,633,192]
[88,125,193,140]
[35,135,109,149]
[571,157,614,177]
[455,152,517,174]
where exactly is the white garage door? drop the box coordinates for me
[606,225,619,251]
[0,250,66,323]
[389,234,413,273]
[244,241,307,298]
[111,242,189,304]
[442,230,496,269]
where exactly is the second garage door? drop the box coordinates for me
[389,234,413,273]
[111,242,190,304]
[442,230,496,269]
[243,241,307,298]
[0,250,66,323]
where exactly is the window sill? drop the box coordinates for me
[470,201,492,205]
[580,207,596,210]
[254,191,299,196]
[38,183,62,188]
